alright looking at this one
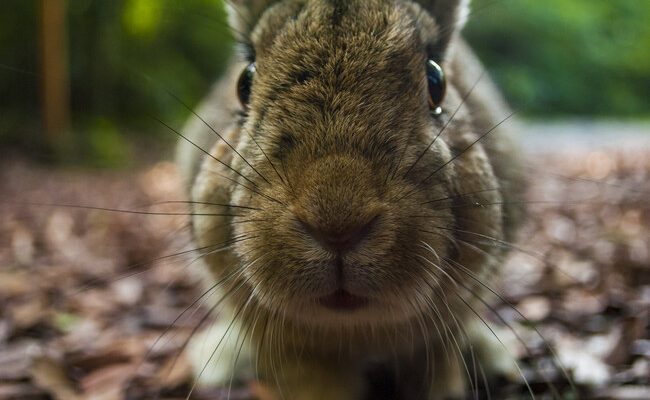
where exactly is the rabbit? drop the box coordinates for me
[176,0,526,399]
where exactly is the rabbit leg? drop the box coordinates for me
[428,353,467,400]
[187,317,253,389]
[391,345,467,400]
[258,359,365,400]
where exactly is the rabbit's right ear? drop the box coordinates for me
[226,0,281,36]
[413,0,471,59]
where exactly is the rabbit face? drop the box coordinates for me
[205,0,497,327]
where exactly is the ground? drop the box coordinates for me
[0,130,649,400]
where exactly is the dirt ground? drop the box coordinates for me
[0,140,649,399]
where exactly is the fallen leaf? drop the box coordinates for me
[30,356,81,400]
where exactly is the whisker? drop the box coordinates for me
[527,165,650,197]
[430,199,624,211]
[245,124,291,186]
[162,89,272,186]
[444,255,579,397]
[445,256,565,399]
[417,246,541,398]
[420,187,501,205]
[398,109,519,203]
[421,222,598,289]
[226,276,271,397]
[149,200,261,211]
[422,110,519,186]
[4,200,248,217]
[151,115,283,206]
[423,225,544,259]
[479,361,492,400]
[185,255,270,399]
[148,252,265,397]
[164,269,256,398]
[429,278,480,398]
[73,234,253,293]
[152,115,258,188]
[401,70,487,180]
[413,252,477,396]
[141,254,257,373]
[455,292,537,400]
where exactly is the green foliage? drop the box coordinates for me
[66,0,233,130]
[465,0,650,117]
[0,1,41,151]
[84,117,133,168]
[0,0,233,163]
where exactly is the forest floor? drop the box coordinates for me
[0,127,649,400]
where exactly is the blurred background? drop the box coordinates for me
[0,0,649,166]
[0,2,649,399]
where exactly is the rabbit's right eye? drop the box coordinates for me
[237,62,256,107]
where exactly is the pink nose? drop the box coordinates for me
[299,215,379,253]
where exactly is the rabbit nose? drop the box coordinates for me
[300,215,380,253]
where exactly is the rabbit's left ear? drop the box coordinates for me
[226,0,281,36]
[413,0,471,59]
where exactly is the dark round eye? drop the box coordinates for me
[237,62,256,107]
[426,59,446,115]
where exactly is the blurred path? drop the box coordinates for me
[522,120,650,152]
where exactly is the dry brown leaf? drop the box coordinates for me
[0,382,47,400]
[0,341,40,381]
[79,363,136,400]
[30,356,81,400]
[1,147,648,399]
[598,385,650,400]
[9,298,48,330]
[154,352,193,388]
[517,295,551,322]
[0,271,33,299]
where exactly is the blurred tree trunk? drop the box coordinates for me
[40,0,70,146]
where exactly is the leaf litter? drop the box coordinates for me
[0,144,648,400]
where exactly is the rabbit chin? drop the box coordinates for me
[252,280,432,328]
[293,294,429,328]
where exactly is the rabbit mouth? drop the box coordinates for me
[318,289,369,312]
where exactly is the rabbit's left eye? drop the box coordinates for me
[426,59,446,115]
[237,62,256,107]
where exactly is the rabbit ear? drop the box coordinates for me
[414,0,471,59]
[226,0,280,35]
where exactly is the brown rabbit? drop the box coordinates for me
[176,0,526,398]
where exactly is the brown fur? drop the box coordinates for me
[177,1,524,399]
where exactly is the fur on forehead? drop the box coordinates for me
[229,0,470,58]
[251,0,423,59]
